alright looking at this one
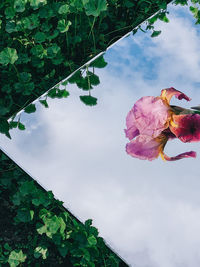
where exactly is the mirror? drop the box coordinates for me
[1,4,200,266]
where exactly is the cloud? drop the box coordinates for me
[1,4,200,267]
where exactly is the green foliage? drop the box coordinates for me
[0,151,126,266]
[8,250,26,267]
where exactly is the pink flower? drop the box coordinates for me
[170,114,200,143]
[125,87,191,140]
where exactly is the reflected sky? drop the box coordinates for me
[1,4,200,267]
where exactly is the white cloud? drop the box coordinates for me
[1,4,200,267]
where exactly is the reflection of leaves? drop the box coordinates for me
[48,88,69,98]
[151,30,161,37]
[39,100,49,108]
[90,55,107,68]
[9,121,26,130]
[18,122,26,130]
[88,71,100,85]
[80,95,97,106]
[24,104,36,114]
[0,48,18,65]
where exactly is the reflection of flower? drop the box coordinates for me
[125,87,197,161]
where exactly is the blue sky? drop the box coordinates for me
[1,3,200,267]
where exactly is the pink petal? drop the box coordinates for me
[133,96,169,138]
[170,114,200,142]
[126,135,160,161]
[124,109,139,140]
[161,87,191,103]
[163,151,196,161]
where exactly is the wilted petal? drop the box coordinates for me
[163,151,196,161]
[126,135,161,161]
[133,96,169,138]
[124,109,139,140]
[170,114,200,142]
[161,87,191,104]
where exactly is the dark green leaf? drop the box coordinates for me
[18,122,26,130]
[24,104,36,114]
[90,56,107,68]
[15,208,34,222]
[34,32,46,43]
[39,100,49,108]
[80,95,97,106]
[151,30,161,37]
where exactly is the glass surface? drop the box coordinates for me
[1,4,200,266]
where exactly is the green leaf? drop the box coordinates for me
[30,0,47,9]
[4,243,12,251]
[14,0,27,12]
[58,4,70,14]
[47,44,61,58]
[30,45,46,59]
[19,72,32,83]
[0,48,18,65]
[58,243,68,258]
[48,88,69,98]
[24,104,36,114]
[87,235,97,246]
[22,14,40,30]
[90,55,107,68]
[57,19,72,33]
[39,100,49,108]
[15,208,34,222]
[34,32,46,43]
[18,122,26,130]
[8,250,26,267]
[0,118,11,138]
[151,30,161,37]
[9,121,18,129]
[0,118,9,134]
[80,95,97,106]
[6,21,16,33]
[84,0,107,17]
[34,246,48,259]
[87,71,100,86]
[5,7,16,19]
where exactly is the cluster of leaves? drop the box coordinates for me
[0,151,128,267]
[0,0,175,138]
[138,0,200,38]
